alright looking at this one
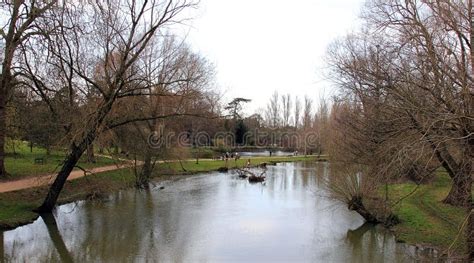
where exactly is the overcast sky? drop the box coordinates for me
[183,0,365,115]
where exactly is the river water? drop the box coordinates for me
[238,150,294,157]
[1,162,436,262]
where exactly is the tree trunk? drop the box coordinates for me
[36,135,92,212]
[410,114,471,207]
[0,91,7,178]
[136,151,152,188]
[442,162,472,207]
[86,144,96,163]
[11,139,15,155]
[37,98,113,212]
[443,176,472,207]
[429,140,472,207]
[348,196,379,224]
[468,2,473,259]
[468,205,473,261]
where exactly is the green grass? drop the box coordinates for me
[4,141,119,179]
[0,200,38,227]
[388,171,471,255]
[157,155,321,174]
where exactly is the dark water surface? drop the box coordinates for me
[1,162,435,262]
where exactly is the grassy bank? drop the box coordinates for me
[387,171,471,256]
[157,155,322,174]
[4,141,119,179]
[0,155,320,229]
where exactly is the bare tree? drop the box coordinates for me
[302,95,312,129]
[294,96,301,129]
[114,38,216,188]
[18,0,200,212]
[281,93,291,127]
[364,0,471,207]
[313,96,329,155]
[327,0,474,258]
[0,0,58,177]
[265,90,280,128]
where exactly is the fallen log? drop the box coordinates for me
[236,168,266,183]
[248,174,265,183]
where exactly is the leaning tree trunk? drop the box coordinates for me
[36,133,94,212]
[432,141,472,207]
[37,98,114,212]
[443,173,472,207]
[442,147,473,207]
[348,196,379,224]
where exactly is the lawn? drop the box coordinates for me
[4,141,120,179]
[388,171,471,256]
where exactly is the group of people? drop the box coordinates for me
[221,152,240,161]
[217,152,253,168]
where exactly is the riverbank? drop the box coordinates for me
[387,171,471,258]
[2,156,469,259]
[0,155,321,229]
[2,160,414,262]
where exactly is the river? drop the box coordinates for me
[1,162,436,262]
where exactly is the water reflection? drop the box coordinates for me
[2,162,434,262]
[1,230,4,263]
[40,214,73,263]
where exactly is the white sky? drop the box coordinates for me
[182,0,365,115]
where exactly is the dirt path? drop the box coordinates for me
[0,156,197,193]
[0,163,132,193]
